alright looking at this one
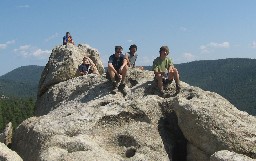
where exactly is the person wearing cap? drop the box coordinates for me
[107,46,128,92]
[152,46,181,95]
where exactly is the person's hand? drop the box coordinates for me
[118,74,122,79]
[169,67,174,73]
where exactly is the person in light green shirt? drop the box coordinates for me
[152,46,180,94]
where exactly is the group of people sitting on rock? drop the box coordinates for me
[106,45,180,95]
[63,32,181,96]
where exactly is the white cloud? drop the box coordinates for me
[14,45,50,58]
[183,52,195,61]
[14,45,31,56]
[251,41,256,48]
[127,40,133,43]
[0,44,7,49]
[17,5,30,8]
[45,33,59,42]
[200,42,230,53]
[32,49,51,57]
[0,40,16,49]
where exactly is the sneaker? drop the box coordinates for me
[176,84,181,93]
[167,79,173,84]
[163,78,173,86]
[112,81,118,90]
[118,82,126,90]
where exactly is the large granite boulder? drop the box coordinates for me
[171,86,256,160]
[11,44,256,161]
[38,44,104,97]
[14,69,176,161]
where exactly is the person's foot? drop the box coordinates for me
[176,84,181,93]
[118,82,125,90]
[167,79,173,84]
[111,81,118,93]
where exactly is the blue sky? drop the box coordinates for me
[1,0,256,76]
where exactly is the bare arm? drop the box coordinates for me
[120,58,128,71]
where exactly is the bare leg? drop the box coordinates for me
[119,65,128,83]
[155,73,163,91]
[108,68,116,82]
[173,68,180,85]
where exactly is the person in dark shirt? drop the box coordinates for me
[78,57,98,75]
[107,46,128,91]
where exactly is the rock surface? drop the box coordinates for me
[4,122,13,146]
[171,87,256,159]
[38,44,104,97]
[210,150,255,161]
[11,44,256,161]
[0,142,23,161]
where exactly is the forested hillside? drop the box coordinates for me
[0,65,44,98]
[0,98,35,131]
[0,65,43,131]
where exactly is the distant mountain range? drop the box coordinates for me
[0,65,44,98]
[0,58,255,115]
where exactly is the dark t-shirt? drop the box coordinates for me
[108,54,125,70]
[78,64,91,73]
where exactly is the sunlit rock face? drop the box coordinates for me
[11,44,256,161]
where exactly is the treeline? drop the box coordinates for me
[0,97,35,131]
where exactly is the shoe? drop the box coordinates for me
[158,90,170,98]
[167,79,173,84]
[118,82,125,90]
[163,78,173,86]
[176,84,181,93]
[112,81,118,89]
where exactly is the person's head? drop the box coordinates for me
[66,32,70,36]
[129,44,137,54]
[115,46,123,57]
[159,46,169,56]
[82,57,90,64]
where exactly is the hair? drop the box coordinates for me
[115,46,123,52]
[129,44,137,51]
[66,32,70,35]
[159,46,170,55]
